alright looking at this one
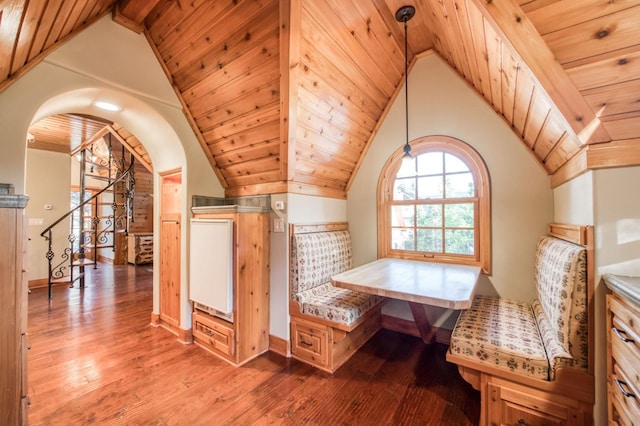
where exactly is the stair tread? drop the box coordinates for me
[71,259,94,266]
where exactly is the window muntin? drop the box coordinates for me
[378,136,491,273]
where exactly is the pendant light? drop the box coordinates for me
[396,5,415,164]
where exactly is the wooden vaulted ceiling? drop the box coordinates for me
[2,0,640,198]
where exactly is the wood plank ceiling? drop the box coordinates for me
[2,0,639,197]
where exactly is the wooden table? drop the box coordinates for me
[331,258,481,344]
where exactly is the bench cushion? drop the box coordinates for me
[291,230,352,295]
[296,283,379,326]
[449,295,550,380]
[534,236,587,357]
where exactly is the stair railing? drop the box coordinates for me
[40,161,134,299]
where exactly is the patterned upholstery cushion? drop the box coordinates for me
[534,236,587,357]
[532,300,575,380]
[449,295,550,380]
[290,230,352,295]
[298,284,380,326]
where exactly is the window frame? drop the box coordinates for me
[377,135,491,274]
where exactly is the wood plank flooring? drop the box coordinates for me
[27,264,480,425]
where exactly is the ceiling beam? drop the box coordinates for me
[469,0,611,146]
[112,0,162,33]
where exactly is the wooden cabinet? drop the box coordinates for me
[605,275,640,426]
[127,233,153,264]
[0,191,29,425]
[486,378,583,426]
[191,209,269,366]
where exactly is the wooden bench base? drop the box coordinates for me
[447,354,594,425]
[290,308,382,373]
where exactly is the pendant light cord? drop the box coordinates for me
[403,17,409,155]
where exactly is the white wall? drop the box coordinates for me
[268,193,347,340]
[0,16,224,330]
[553,166,640,425]
[348,53,554,328]
[25,150,72,281]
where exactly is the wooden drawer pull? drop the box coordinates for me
[612,326,635,343]
[516,419,531,426]
[614,378,637,398]
[300,340,313,347]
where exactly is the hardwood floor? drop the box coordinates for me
[27,264,480,425]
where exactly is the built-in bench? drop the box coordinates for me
[446,224,595,425]
[289,222,385,373]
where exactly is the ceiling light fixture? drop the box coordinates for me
[93,101,121,112]
[396,5,415,165]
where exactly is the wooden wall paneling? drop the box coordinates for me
[0,0,26,80]
[526,0,640,35]
[299,10,388,113]
[224,169,282,189]
[346,0,405,78]
[465,2,493,101]
[166,1,276,78]
[145,0,207,46]
[184,55,281,118]
[193,77,280,134]
[448,0,484,93]
[58,0,93,41]
[198,103,280,148]
[153,1,235,64]
[470,0,611,145]
[295,122,364,166]
[324,0,403,82]
[297,46,385,123]
[483,22,503,113]
[171,7,279,90]
[303,0,396,98]
[297,104,368,152]
[565,46,640,91]
[28,2,64,61]
[550,148,588,188]
[297,87,376,141]
[296,157,352,183]
[583,79,640,119]
[543,133,581,173]
[213,135,281,168]
[44,0,84,50]
[434,0,474,82]
[542,7,640,65]
[500,48,519,124]
[205,120,280,155]
[533,113,566,165]
[512,68,536,137]
[522,94,550,149]
[222,156,282,182]
[280,0,297,182]
[600,114,640,141]
[587,138,640,169]
[10,0,47,74]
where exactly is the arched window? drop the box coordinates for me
[377,136,491,273]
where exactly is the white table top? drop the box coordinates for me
[331,258,481,309]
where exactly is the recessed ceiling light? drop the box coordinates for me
[94,101,121,111]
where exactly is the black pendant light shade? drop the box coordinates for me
[396,5,415,162]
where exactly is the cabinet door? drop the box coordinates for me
[160,219,180,327]
[488,382,579,426]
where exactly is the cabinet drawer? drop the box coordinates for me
[291,319,329,368]
[193,312,235,357]
[609,295,640,344]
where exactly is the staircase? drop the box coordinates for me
[41,133,135,299]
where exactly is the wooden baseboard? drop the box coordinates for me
[28,278,50,289]
[269,334,290,357]
[381,314,451,345]
[150,312,160,326]
[97,255,114,264]
[178,327,193,345]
